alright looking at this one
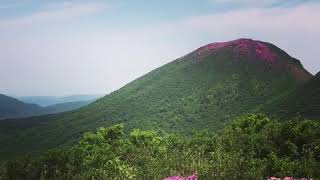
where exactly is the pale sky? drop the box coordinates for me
[0,0,319,96]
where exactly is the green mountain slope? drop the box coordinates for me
[263,72,320,119]
[0,38,312,160]
[0,94,42,120]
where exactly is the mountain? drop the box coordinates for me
[0,95,98,120]
[60,95,102,103]
[18,96,63,107]
[37,100,95,115]
[0,38,312,160]
[263,71,320,119]
[0,94,42,120]
[19,94,102,107]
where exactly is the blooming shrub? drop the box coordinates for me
[163,173,198,180]
[268,177,313,180]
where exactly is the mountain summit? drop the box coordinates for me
[195,38,278,62]
[0,39,313,160]
[193,38,311,81]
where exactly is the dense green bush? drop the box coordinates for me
[208,114,320,179]
[1,114,319,179]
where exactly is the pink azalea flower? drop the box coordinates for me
[163,172,198,180]
[163,176,184,180]
[268,177,281,180]
[283,177,294,180]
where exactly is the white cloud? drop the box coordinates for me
[209,0,281,7]
[211,0,279,3]
[0,2,106,27]
[209,0,309,9]
[171,3,319,32]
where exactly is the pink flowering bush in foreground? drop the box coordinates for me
[268,177,314,180]
[163,173,198,180]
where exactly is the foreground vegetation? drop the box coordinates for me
[0,114,319,179]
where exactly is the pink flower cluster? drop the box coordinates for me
[195,38,277,63]
[268,177,314,180]
[163,173,198,180]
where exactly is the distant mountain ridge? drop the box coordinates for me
[0,94,42,120]
[19,94,102,107]
[0,38,315,160]
[0,94,101,120]
[37,100,95,115]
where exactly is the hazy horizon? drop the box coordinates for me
[1,0,320,96]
